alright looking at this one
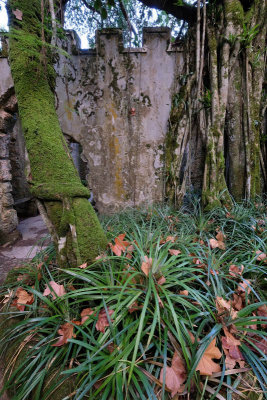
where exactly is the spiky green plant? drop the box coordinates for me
[0,199,266,399]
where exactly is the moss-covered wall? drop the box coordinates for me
[55,28,184,213]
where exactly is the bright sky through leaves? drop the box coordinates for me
[0,0,8,31]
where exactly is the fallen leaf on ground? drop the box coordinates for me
[78,263,87,269]
[229,264,244,277]
[231,293,243,311]
[52,321,78,347]
[141,256,153,276]
[237,279,251,294]
[157,276,166,285]
[196,338,222,375]
[13,288,34,311]
[96,308,114,333]
[221,327,244,369]
[256,250,267,263]
[257,304,267,329]
[43,281,66,299]
[169,249,181,256]
[160,236,177,244]
[216,296,238,319]
[249,337,267,355]
[109,234,132,256]
[209,231,226,250]
[81,308,94,324]
[179,290,189,296]
[159,351,187,397]
[12,8,23,20]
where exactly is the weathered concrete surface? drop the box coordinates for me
[56,28,183,213]
[0,215,49,285]
[0,28,183,237]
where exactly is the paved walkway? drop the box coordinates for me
[0,215,49,285]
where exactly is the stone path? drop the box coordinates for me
[0,215,49,285]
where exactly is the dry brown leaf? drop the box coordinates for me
[216,296,238,319]
[231,293,243,311]
[141,256,153,276]
[216,231,225,242]
[166,236,176,243]
[81,308,94,324]
[179,290,189,296]
[256,250,267,263]
[43,281,66,299]
[52,321,78,347]
[237,279,251,294]
[13,288,34,311]
[251,337,267,355]
[257,304,267,329]
[12,8,23,20]
[196,338,222,375]
[229,264,244,277]
[109,234,132,256]
[168,249,181,256]
[159,352,187,397]
[96,308,114,333]
[78,263,87,269]
[209,231,226,250]
[221,327,245,369]
[157,276,166,285]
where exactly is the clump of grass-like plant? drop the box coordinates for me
[0,199,266,399]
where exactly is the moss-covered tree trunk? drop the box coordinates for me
[7,0,107,266]
[165,0,266,208]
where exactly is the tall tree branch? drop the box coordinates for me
[137,0,197,24]
[118,0,137,36]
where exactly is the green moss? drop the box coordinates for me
[8,0,108,265]
[209,35,217,54]
[224,0,244,25]
[73,198,108,263]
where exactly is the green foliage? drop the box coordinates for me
[199,89,212,109]
[65,0,182,47]
[1,200,266,399]
[240,23,259,48]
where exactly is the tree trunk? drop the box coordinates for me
[165,0,266,208]
[7,0,107,266]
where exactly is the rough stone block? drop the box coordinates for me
[0,182,12,195]
[0,208,18,234]
[0,110,13,132]
[0,134,9,158]
[0,160,12,181]
[4,94,17,113]
[0,192,14,206]
[0,228,21,246]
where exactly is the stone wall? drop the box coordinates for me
[0,28,183,241]
[56,27,183,212]
[0,52,20,244]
